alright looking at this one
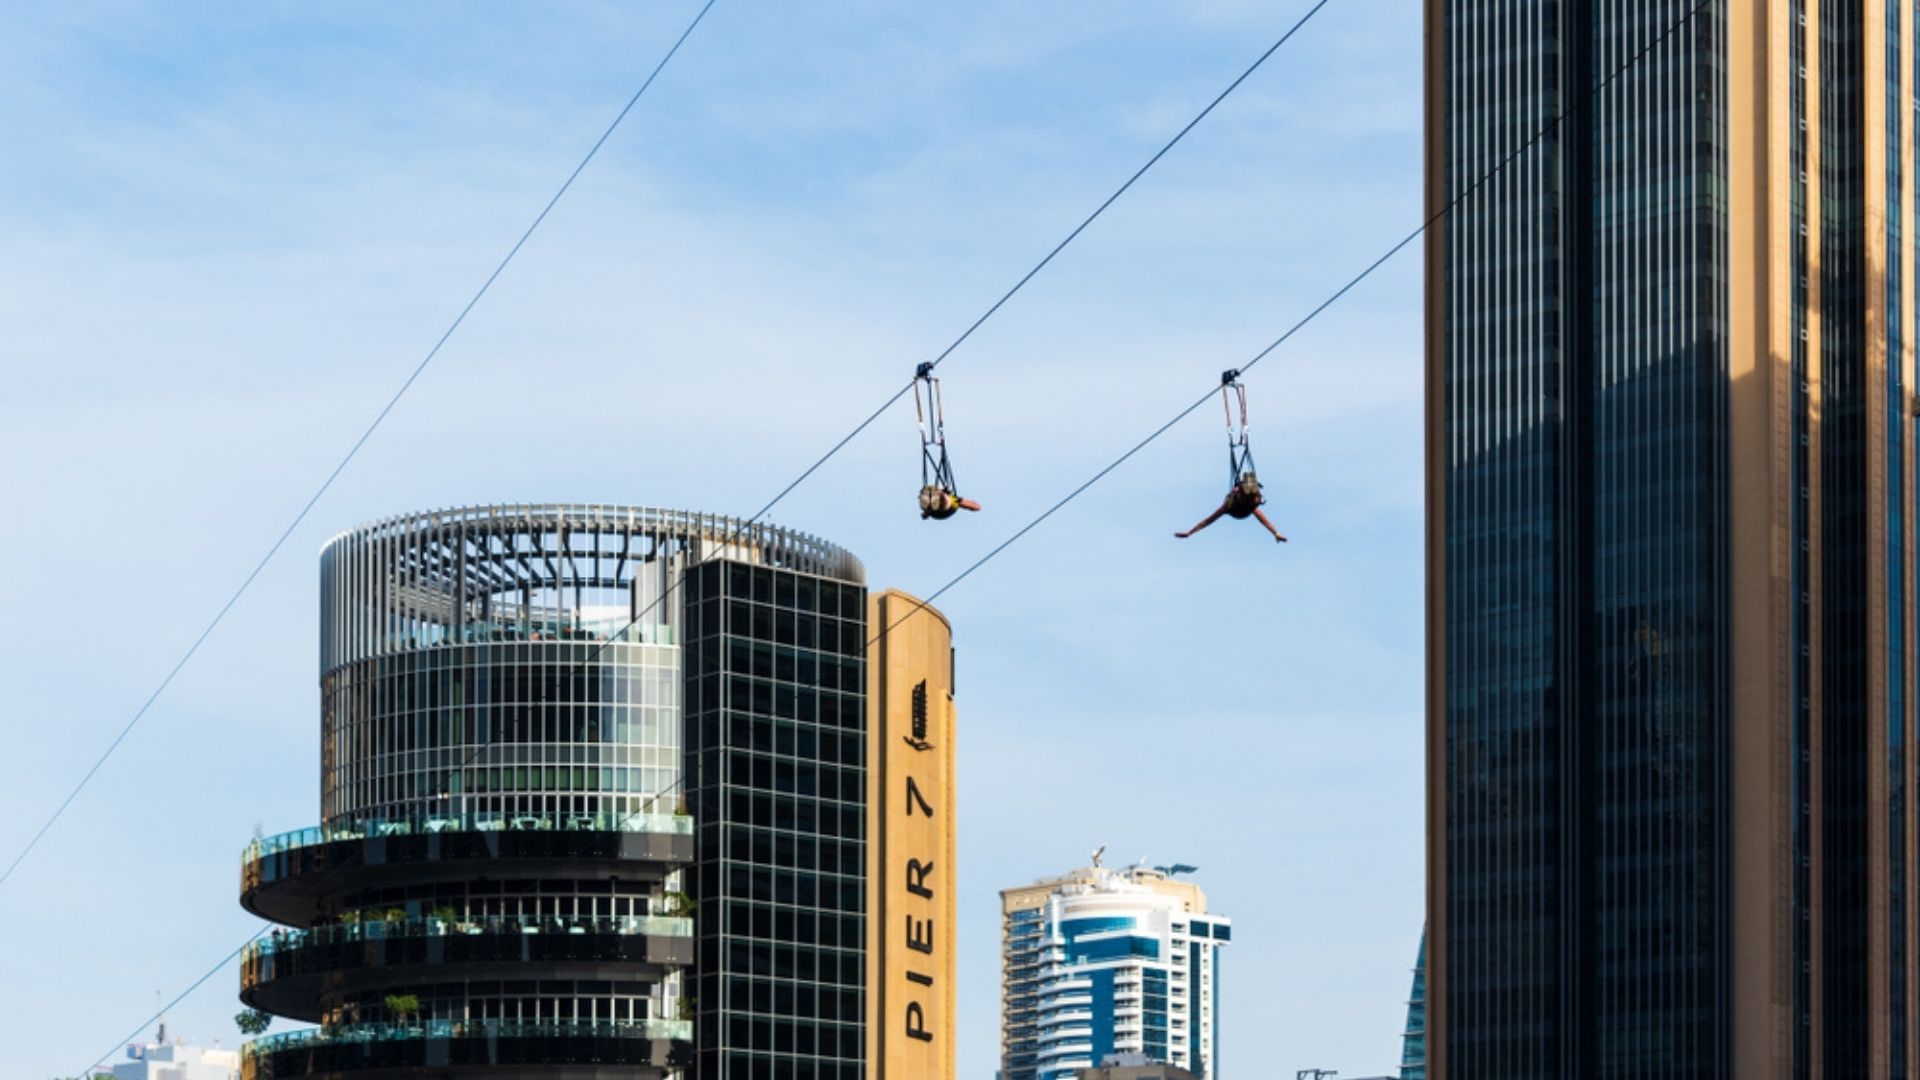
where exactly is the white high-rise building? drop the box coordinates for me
[1000,861,1231,1080]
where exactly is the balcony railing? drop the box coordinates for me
[245,809,692,863]
[372,616,677,652]
[246,1018,693,1058]
[245,913,693,961]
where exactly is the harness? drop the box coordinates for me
[1221,370,1266,518]
[1222,369,1256,488]
[915,363,962,518]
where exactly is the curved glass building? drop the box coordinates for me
[238,504,869,1080]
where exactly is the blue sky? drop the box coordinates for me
[0,2,1423,1076]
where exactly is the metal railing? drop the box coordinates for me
[244,809,692,863]
[244,1018,694,1058]
[395,616,676,649]
[244,913,693,961]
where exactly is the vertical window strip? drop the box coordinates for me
[1790,3,1815,1074]
[1892,3,1911,1074]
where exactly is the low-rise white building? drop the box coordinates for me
[107,1025,239,1080]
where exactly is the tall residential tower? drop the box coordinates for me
[1428,3,1920,1077]
[999,863,1229,1080]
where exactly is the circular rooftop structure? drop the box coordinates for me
[319,503,864,675]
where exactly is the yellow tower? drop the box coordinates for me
[865,588,958,1080]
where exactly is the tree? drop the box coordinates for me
[384,993,422,1023]
[235,1008,273,1037]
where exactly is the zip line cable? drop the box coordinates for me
[860,0,1717,647]
[911,0,1335,381]
[0,0,721,895]
[68,0,1711,1057]
[76,767,688,1079]
[11,0,1335,897]
[568,0,1341,668]
[758,0,1337,514]
[77,928,268,1078]
[65,0,1346,1018]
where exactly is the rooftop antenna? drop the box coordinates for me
[1090,845,1106,869]
[155,989,167,1045]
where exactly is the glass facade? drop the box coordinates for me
[683,559,871,1079]
[1402,929,1426,1080]
[1789,6,1814,1071]
[1822,8,1873,1076]
[1895,0,1914,1047]
[1433,4,1920,1078]
[1436,2,1729,1075]
[321,641,681,827]
[243,1020,691,1078]
[242,505,868,1080]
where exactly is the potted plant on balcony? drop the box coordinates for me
[384,993,422,1028]
[235,1009,272,1037]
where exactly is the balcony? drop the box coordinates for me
[243,1020,691,1080]
[1035,1025,1093,1048]
[241,812,694,925]
[241,915,695,1021]
[246,810,692,863]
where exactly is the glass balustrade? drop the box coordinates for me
[377,616,677,652]
[245,914,693,961]
[244,808,692,863]
[244,1018,694,1057]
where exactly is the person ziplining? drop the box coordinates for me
[914,362,981,520]
[1176,369,1286,543]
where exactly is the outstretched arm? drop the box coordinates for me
[958,497,982,512]
[1176,501,1230,538]
[1251,506,1288,543]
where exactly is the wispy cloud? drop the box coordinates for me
[0,2,1424,1075]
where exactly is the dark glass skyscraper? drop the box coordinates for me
[1428,3,1920,1077]
[681,557,872,1078]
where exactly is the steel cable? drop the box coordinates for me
[0,0,722,893]
[65,1,1716,1059]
